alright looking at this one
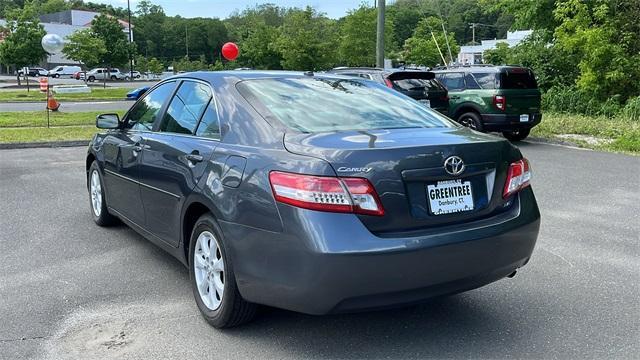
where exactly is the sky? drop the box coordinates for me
[95,0,377,19]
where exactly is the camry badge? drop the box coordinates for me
[444,156,465,176]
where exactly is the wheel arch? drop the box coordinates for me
[181,196,222,266]
[452,102,484,120]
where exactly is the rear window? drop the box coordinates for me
[238,78,455,133]
[471,73,497,89]
[392,78,445,92]
[499,70,538,89]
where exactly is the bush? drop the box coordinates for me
[542,86,623,118]
[622,96,640,122]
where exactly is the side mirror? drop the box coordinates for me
[96,113,120,129]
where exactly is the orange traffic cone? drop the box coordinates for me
[47,93,60,111]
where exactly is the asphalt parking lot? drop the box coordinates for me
[0,143,638,359]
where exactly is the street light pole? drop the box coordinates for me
[376,0,385,68]
[127,0,133,81]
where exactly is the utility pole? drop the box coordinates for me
[185,25,189,58]
[376,0,385,68]
[127,0,133,81]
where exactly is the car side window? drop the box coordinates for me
[126,81,176,131]
[474,73,497,89]
[195,99,221,139]
[441,73,465,91]
[464,73,481,89]
[160,81,212,135]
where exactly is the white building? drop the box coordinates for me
[457,30,532,65]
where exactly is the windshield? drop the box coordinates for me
[238,77,455,133]
[392,78,446,91]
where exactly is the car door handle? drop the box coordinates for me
[131,143,149,152]
[186,154,204,163]
[450,95,460,99]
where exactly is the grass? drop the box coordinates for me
[531,112,640,154]
[0,110,125,144]
[0,87,130,102]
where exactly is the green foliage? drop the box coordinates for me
[403,17,459,67]
[62,29,106,68]
[91,14,133,68]
[483,42,509,65]
[146,57,164,74]
[622,97,640,122]
[0,3,46,69]
[338,5,394,67]
[238,22,282,69]
[273,7,339,70]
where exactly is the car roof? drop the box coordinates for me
[165,70,373,85]
[432,65,528,73]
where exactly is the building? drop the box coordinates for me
[457,30,532,65]
[0,9,132,72]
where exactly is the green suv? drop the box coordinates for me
[433,65,541,141]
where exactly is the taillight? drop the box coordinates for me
[503,158,531,199]
[493,95,506,111]
[384,78,393,88]
[269,171,384,216]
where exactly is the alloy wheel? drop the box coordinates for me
[90,170,102,217]
[194,231,225,310]
[460,117,477,130]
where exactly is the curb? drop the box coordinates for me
[0,140,89,150]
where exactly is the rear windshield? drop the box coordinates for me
[238,78,455,133]
[392,78,446,92]
[499,70,538,89]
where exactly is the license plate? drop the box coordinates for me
[427,180,474,215]
[520,114,529,122]
[420,99,431,108]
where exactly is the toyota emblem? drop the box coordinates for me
[444,156,465,176]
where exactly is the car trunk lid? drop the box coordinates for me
[284,127,519,234]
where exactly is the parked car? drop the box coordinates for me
[18,67,49,77]
[329,67,450,116]
[124,70,142,80]
[87,71,540,328]
[432,65,542,141]
[85,68,126,82]
[49,65,82,78]
[125,86,149,100]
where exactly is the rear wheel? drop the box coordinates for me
[189,214,257,328]
[502,129,530,141]
[88,161,117,226]
[457,112,483,131]
[110,75,117,80]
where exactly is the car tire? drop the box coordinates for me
[502,129,530,142]
[457,112,483,131]
[53,74,60,78]
[88,76,95,82]
[189,214,257,328]
[88,161,117,226]
[110,75,117,81]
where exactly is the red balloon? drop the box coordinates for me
[221,42,239,61]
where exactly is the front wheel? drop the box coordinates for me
[53,74,60,78]
[502,129,531,141]
[87,76,95,82]
[88,161,117,226]
[189,214,257,328]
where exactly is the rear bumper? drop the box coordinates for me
[482,113,542,132]
[220,187,540,315]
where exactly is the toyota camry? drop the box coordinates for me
[86,71,540,328]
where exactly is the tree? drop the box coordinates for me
[239,22,282,69]
[403,17,459,67]
[147,57,164,74]
[273,7,339,70]
[0,5,46,74]
[62,29,106,68]
[338,5,394,67]
[483,41,509,64]
[90,14,132,68]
